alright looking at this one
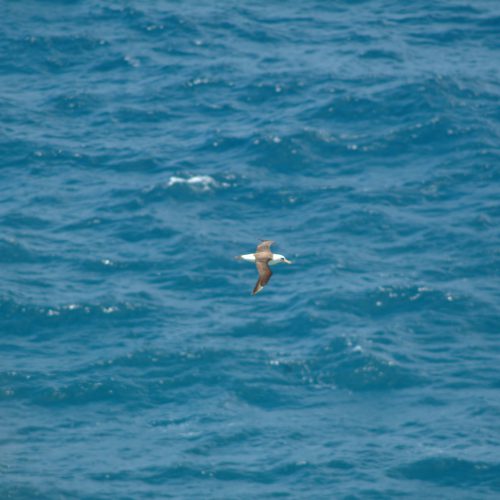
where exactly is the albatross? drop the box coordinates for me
[235,240,292,295]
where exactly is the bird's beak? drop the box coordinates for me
[284,258,292,264]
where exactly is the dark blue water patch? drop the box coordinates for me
[0,31,107,75]
[78,256,172,277]
[0,213,47,231]
[359,49,403,61]
[233,382,299,409]
[47,92,104,117]
[313,284,470,321]
[224,311,331,340]
[1,296,158,339]
[308,337,423,391]
[0,238,48,264]
[56,217,178,254]
[112,221,176,244]
[204,332,426,394]
[391,457,500,491]
[110,105,181,125]
[0,484,54,500]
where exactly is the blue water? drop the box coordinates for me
[1,1,500,498]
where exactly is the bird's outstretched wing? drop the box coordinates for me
[256,240,274,252]
[253,259,272,295]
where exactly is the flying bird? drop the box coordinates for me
[235,240,292,295]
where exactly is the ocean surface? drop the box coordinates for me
[1,1,500,498]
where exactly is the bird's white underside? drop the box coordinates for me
[240,253,256,262]
[240,253,287,265]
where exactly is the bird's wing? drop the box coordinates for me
[256,240,274,252]
[253,259,272,295]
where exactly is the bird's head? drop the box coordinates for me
[272,253,292,265]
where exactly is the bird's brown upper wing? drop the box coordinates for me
[256,240,274,252]
[252,259,272,295]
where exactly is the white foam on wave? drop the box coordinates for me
[102,306,118,314]
[167,175,225,191]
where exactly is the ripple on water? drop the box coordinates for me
[269,337,423,393]
[391,457,500,490]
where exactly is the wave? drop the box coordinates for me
[1,296,157,339]
[391,457,500,490]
